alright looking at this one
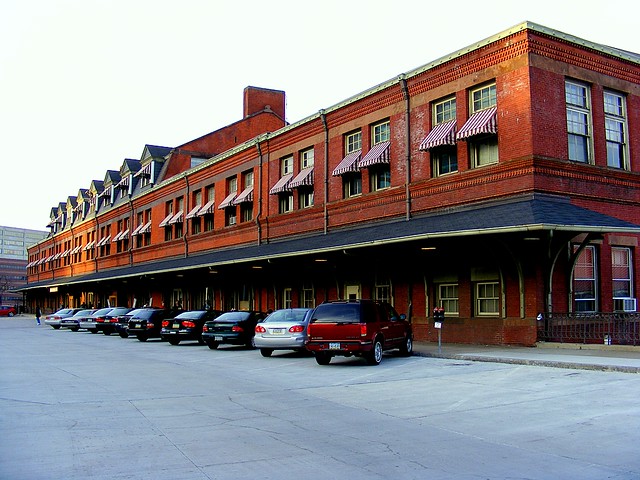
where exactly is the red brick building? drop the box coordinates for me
[25,22,640,345]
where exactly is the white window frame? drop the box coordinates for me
[370,164,391,191]
[299,190,314,209]
[281,156,294,176]
[471,84,496,113]
[573,245,597,312]
[438,283,459,315]
[278,193,293,214]
[372,120,390,145]
[604,91,628,170]
[343,173,362,198]
[612,247,633,300]
[434,96,456,124]
[301,285,315,309]
[300,148,314,169]
[476,282,499,316]
[566,80,593,164]
[283,288,292,309]
[345,130,362,154]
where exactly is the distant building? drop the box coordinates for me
[0,226,49,308]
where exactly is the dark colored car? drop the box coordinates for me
[127,308,173,341]
[161,309,223,345]
[202,310,266,349]
[60,309,96,331]
[79,307,116,333]
[115,308,146,338]
[306,299,413,365]
[99,307,135,335]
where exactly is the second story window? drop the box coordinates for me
[457,83,498,168]
[333,130,362,199]
[363,121,391,192]
[421,96,458,177]
[346,130,361,154]
[566,80,592,163]
[604,91,628,170]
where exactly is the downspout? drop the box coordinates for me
[399,74,411,221]
[255,135,266,245]
[127,195,135,266]
[320,110,329,235]
[183,175,190,258]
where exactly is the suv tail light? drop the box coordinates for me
[255,325,266,333]
[162,321,169,327]
[289,325,304,333]
[359,323,367,337]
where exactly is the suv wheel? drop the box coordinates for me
[399,334,413,356]
[367,339,383,365]
[315,352,332,365]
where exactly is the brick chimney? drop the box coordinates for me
[243,86,285,120]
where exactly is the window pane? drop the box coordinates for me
[472,84,496,112]
[434,98,456,124]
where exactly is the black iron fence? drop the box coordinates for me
[538,312,640,345]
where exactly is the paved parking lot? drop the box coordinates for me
[2,318,640,480]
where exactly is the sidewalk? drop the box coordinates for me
[413,341,640,373]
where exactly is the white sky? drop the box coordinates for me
[1,0,638,231]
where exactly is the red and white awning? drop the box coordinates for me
[289,167,314,188]
[456,107,497,140]
[332,151,361,176]
[358,141,390,168]
[419,120,457,150]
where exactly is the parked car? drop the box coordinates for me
[0,305,17,317]
[60,309,96,331]
[114,308,146,338]
[254,308,313,357]
[99,307,135,335]
[127,308,173,341]
[305,299,413,365]
[79,307,117,333]
[44,308,83,329]
[161,309,222,345]
[202,310,266,349]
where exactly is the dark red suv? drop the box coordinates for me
[306,299,412,365]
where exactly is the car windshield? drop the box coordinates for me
[214,311,251,322]
[264,309,310,323]
[312,303,361,323]
[174,311,206,319]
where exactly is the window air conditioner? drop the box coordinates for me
[614,298,637,312]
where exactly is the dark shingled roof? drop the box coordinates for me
[23,194,640,290]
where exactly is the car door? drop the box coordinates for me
[380,303,405,347]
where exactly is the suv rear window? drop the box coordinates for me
[312,303,365,323]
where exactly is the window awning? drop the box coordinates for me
[98,186,112,198]
[289,167,314,189]
[134,163,152,178]
[97,236,110,247]
[358,141,390,168]
[71,245,83,254]
[61,250,70,258]
[185,204,202,219]
[158,213,173,228]
[456,106,497,140]
[116,176,130,189]
[269,173,294,194]
[138,221,152,235]
[198,199,216,215]
[419,120,457,150]
[83,241,95,250]
[332,151,361,176]
[112,231,122,242]
[120,229,129,240]
[168,211,183,225]
[218,192,237,209]
[233,186,253,205]
[52,253,61,260]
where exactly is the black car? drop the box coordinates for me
[127,308,173,341]
[202,310,266,349]
[100,307,134,335]
[161,309,223,345]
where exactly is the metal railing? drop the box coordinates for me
[538,312,640,345]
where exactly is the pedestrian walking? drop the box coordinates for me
[35,305,42,326]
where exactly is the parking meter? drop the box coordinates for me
[433,307,445,353]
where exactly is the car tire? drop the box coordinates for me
[260,348,273,357]
[137,334,148,342]
[103,331,111,336]
[8,312,14,317]
[119,332,128,338]
[168,338,180,346]
[207,341,219,350]
[90,329,98,334]
[52,325,60,329]
[315,352,332,365]
[399,334,413,356]
[71,327,79,332]
[366,338,383,365]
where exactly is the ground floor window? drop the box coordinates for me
[438,283,459,315]
[574,245,597,312]
[612,247,634,311]
[374,279,391,303]
[301,285,314,308]
[476,282,499,316]
[283,288,292,309]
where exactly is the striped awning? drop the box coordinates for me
[269,173,294,194]
[185,204,202,219]
[332,151,361,176]
[71,245,83,254]
[198,199,215,215]
[116,176,130,189]
[131,223,144,236]
[419,120,457,150]
[98,186,113,198]
[358,141,390,168]
[218,192,237,210]
[456,106,497,140]
[139,221,152,234]
[289,167,313,189]
[233,186,254,205]
[83,240,95,250]
[134,163,152,177]
[97,236,110,247]
[158,213,173,228]
[112,231,123,242]
[168,211,183,224]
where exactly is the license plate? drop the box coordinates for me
[173,323,180,329]
[271,328,284,335]
[214,336,223,342]
[135,323,141,328]
[329,342,341,350]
